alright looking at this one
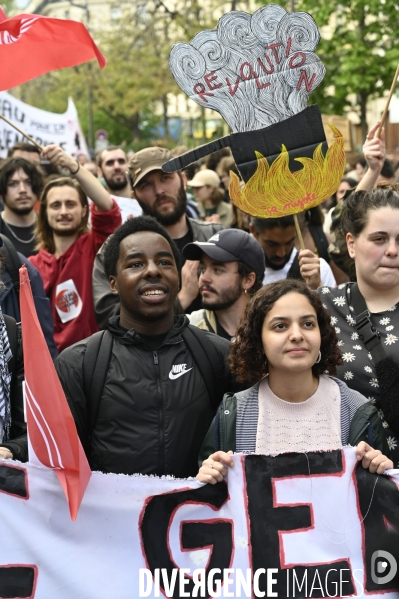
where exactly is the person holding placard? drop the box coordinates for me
[197,279,393,484]
[250,215,336,289]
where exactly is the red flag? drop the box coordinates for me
[0,7,106,91]
[19,265,91,520]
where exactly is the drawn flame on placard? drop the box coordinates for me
[229,124,345,218]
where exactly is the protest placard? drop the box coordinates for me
[164,6,346,237]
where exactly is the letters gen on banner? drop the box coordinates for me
[0,447,398,598]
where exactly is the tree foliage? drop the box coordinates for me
[15,0,220,148]
[259,0,399,137]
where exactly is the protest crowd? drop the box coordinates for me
[0,121,396,481]
[1,4,399,595]
[0,109,398,599]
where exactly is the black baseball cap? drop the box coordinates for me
[183,229,265,279]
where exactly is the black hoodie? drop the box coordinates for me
[55,315,235,478]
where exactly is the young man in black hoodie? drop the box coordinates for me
[55,216,237,478]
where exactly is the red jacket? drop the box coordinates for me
[29,201,121,352]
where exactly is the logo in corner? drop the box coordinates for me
[169,364,193,380]
[371,550,397,585]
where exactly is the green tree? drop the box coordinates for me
[93,0,217,141]
[16,63,161,149]
[260,0,399,139]
[15,0,219,149]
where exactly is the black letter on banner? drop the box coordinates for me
[245,450,355,598]
[355,465,399,592]
[0,464,37,597]
[140,482,232,598]
[14,108,25,123]
[2,101,12,120]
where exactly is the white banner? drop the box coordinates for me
[0,447,398,598]
[0,91,88,157]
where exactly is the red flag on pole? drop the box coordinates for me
[0,7,106,91]
[19,265,91,520]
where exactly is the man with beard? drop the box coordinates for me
[249,215,336,289]
[96,146,142,222]
[0,157,43,256]
[97,146,131,197]
[29,144,121,352]
[93,147,224,328]
[183,229,265,340]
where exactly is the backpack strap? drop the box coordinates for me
[348,284,386,364]
[182,325,226,412]
[83,330,114,438]
[3,314,19,376]
[0,235,22,298]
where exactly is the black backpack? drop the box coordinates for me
[82,325,227,439]
[0,234,22,301]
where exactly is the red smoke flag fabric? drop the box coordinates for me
[19,265,91,520]
[0,7,106,91]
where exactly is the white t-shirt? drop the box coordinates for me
[262,247,336,287]
[110,195,142,222]
[88,196,142,224]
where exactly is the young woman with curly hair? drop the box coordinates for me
[197,279,393,484]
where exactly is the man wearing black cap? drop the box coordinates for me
[184,229,265,340]
[93,146,224,329]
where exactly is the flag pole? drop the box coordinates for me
[0,114,44,151]
[376,62,399,139]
